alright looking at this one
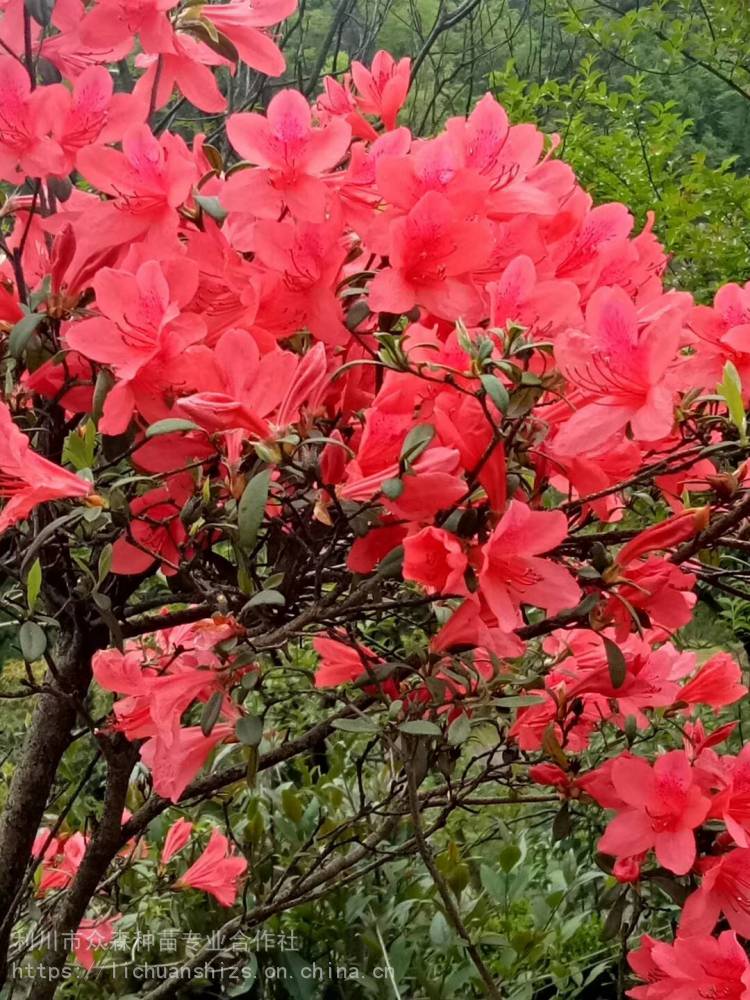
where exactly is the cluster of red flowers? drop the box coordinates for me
[32,816,245,967]
[3,0,750,985]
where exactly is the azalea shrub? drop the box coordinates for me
[2,0,750,997]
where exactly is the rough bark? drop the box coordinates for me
[27,735,137,1000]
[0,621,104,983]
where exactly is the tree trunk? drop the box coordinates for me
[0,622,103,983]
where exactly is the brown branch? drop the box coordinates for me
[411,0,484,81]
[672,490,750,565]
[139,812,402,1000]
[119,698,373,844]
[406,765,501,998]
[0,622,103,984]
[26,735,138,1000]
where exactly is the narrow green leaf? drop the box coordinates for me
[552,802,572,841]
[352,661,400,689]
[447,712,471,746]
[25,0,55,28]
[238,469,271,550]
[331,717,379,734]
[26,558,42,611]
[505,384,543,418]
[479,863,505,903]
[603,636,627,689]
[194,193,228,222]
[398,720,441,737]
[345,300,370,331]
[601,890,627,941]
[92,591,124,650]
[718,361,747,441]
[145,418,203,439]
[494,695,544,708]
[240,671,260,691]
[200,690,223,736]
[542,724,569,770]
[97,544,113,585]
[236,714,263,747]
[281,787,303,823]
[8,313,44,358]
[243,589,285,609]
[480,373,510,413]
[92,369,114,425]
[400,423,435,463]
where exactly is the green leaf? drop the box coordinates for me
[552,802,572,841]
[542,724,569,770]
[92,591,124,650]
[92,369,115,425]
[400,423,435,464]
[429,912,452,947]
[235,714,263,747]
[718,361,747,441]
[480,374,510,413]
[144,418,203,439]
[506,384,543,418]
[601,889,627,941]
[243,589,285,609]
[8,312,44,358]
[603,636,627,689]
[480,863,506,903]
[499,843,521,873]
[194,193,228,222]
[345,300,370,331]
[200,690,223,737]
[26,558,42,611]
[97,544,113,585]
[281,787,304,823]
[494,695,544,708]
[20,621,47,662]
[25,0,55,28]
[381,477,404,500]
[238,469,271,550]
[331,717,379,734]
[398,720,442,737]
[650,875,690,907]
[62,421,95,471]
[374,545,404,578]
[92,591,111,610]
[447,712,471,746]
[352,661,400,688]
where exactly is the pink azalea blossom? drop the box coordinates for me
[627,931,750,1000]
[0,402,93,534]
[160,817,193,864]
[350,50,410,130]
[176,828,247,906]
[478,500,581,631]
[225,89,351,222]
[680,848,750,937]
[402,526,468,596]
[597,751,711,875]
[72,916,120,971]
